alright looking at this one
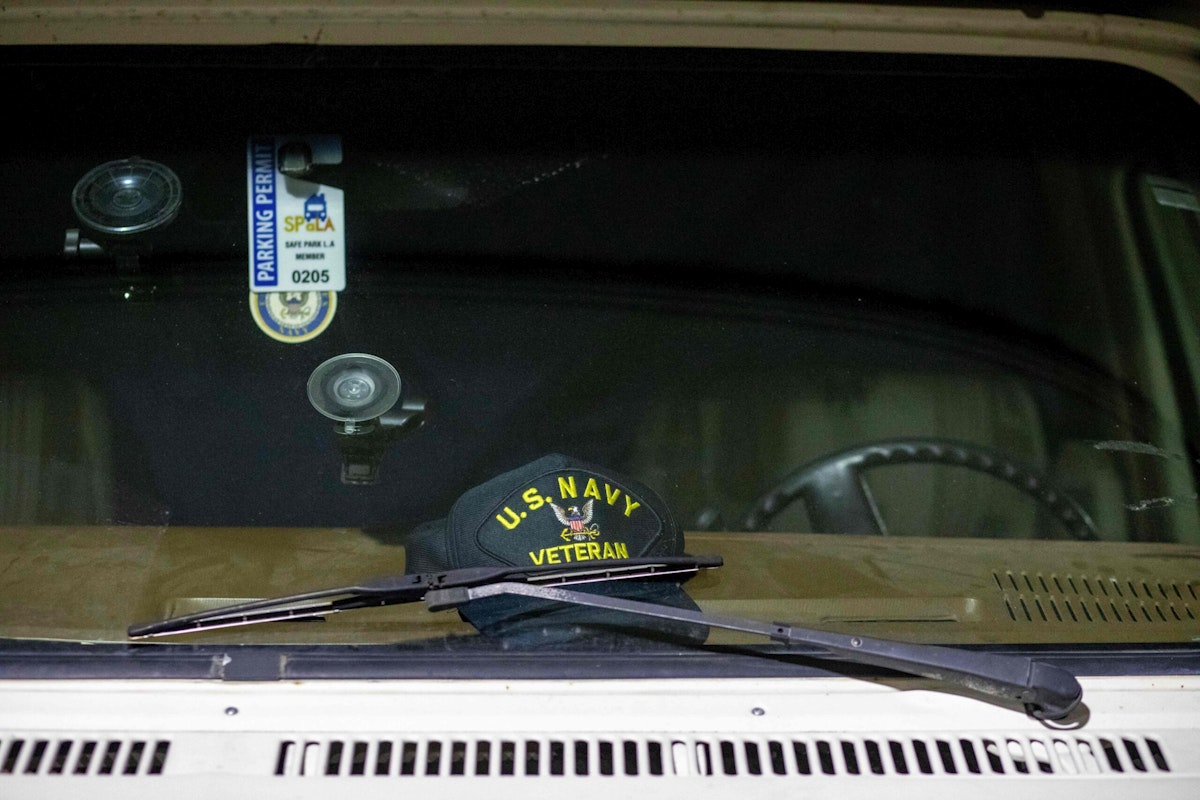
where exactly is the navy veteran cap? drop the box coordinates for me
[405,454,705,643]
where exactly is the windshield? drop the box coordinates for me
[2,46,1199,655]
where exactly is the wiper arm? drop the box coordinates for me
[127,556,722,639]
[130,553,1081,720]
[426,581,1083,721]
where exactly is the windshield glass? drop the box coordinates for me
[2,46,1199,653]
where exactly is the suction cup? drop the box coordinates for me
[71,157,182,235]
[307,353,402,423]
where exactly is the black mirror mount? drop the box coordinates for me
[308,353,427,485]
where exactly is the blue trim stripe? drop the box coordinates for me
[249,138,278,288]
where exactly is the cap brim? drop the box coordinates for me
[458,579,709,646]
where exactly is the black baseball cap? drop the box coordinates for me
[405,454,707,644]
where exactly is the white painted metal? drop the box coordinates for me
[1,675,1197,798]
[1,2,1199,102]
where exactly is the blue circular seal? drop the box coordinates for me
[250,291,337,343]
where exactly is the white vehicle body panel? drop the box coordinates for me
[2,3,1198,798]
[2,676,1198,797]
[2,1,1199,100]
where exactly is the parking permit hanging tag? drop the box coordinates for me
[246,135,346,293]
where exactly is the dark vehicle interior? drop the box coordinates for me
[2,45,1199,546]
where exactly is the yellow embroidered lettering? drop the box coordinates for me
[605,484,621,506]
[615,542,629,558]
[602,542,615,559]
[584,478,601,500]
[574,543,588,562]
[522,487,545,511]
[587,542,601,560]
[496,507,522,530]
[558,476,577,498]
[546,548,561,564]
[623,497,641,517]
[529,550,546,565]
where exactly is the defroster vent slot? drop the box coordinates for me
[994,570,1197,624]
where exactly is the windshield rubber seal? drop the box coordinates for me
[0,640,1197,682]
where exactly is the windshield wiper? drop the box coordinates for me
[126,556,721,639]
[128,554,1081,720]
[425,581,1083,721]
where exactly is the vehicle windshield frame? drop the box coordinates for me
[2,42,1200,668]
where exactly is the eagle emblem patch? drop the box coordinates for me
[551,499,601,542]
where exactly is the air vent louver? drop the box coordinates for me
[0,737,169,777]
[994,570,1197,624]
[275,734,1169,777]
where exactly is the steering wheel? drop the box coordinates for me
[741,438,1099,540]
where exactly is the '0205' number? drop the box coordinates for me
[292,269,330,284]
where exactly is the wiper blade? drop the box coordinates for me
[127,556,722,639]
[425,581,1083,721]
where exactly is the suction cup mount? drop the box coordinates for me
[72,157,182,235]
[307,354,426,485]
[308,353,402,426]
[64,157,183,272]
